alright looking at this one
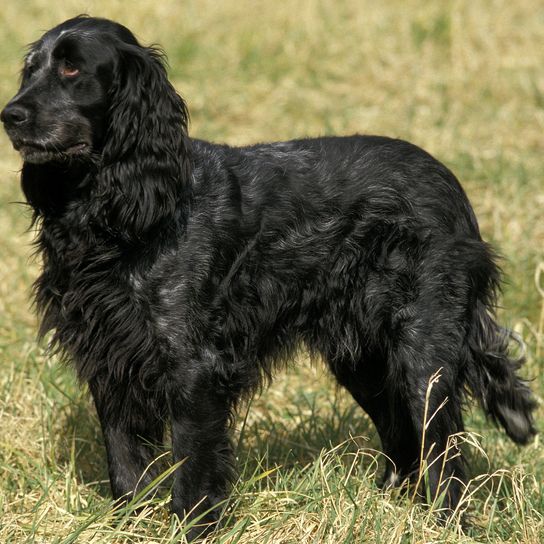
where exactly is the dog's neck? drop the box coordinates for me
[21,155,192,246]
[21,160,95,218]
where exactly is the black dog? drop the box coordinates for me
[1,15,536,538]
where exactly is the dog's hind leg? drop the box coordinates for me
[402,366,466,511]
[386,321,469,512]
[330,363,420,489]
[331,343,467,511]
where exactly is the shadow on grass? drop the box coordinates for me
[55,392,111,498]
[236,389,380,471]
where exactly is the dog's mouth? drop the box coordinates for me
[13,140,91,164]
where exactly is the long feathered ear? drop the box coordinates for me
[98,42,192,240]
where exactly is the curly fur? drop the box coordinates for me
[1,15,536,539]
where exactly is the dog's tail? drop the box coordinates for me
[464,250,537,444]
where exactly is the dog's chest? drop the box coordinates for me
[38,237,167,381]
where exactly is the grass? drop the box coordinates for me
[0,0,543,542]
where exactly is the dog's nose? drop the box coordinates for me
[0,103,30,127]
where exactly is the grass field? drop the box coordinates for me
[0,1,543,542]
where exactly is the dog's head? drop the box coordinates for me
[1,16,191,234]
[1,15,190,164]
[2,16,121,163]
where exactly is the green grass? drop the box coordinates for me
[1,1,543,542]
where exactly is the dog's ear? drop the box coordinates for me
[98,42,192,239]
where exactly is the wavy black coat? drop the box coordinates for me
[1,16,536,539]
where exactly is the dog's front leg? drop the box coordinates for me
[88,373,167,503]
[167,368,235,540]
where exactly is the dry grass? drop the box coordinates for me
[0,1,543,542]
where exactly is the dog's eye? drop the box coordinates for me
[59,62,80,78]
